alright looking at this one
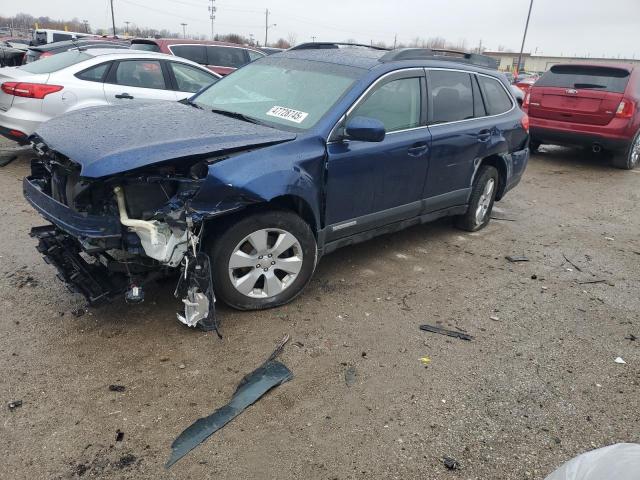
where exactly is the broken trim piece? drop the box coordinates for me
[419,323,474,341]
[165,359,293,467]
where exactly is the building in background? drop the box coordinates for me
[486,51,640,74]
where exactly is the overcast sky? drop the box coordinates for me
[5,0,639,58]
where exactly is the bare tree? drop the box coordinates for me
[287,32,297,47]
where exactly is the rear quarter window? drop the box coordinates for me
[478,76,513,115]
[76,62,111,82]
[169,45,207,64]
[20,51,92,73]
[206,46,247,68]
[536,65,630,93]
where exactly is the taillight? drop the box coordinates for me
[521,113,530,132]
[615,99,635,119]
[39,52,53,59]
[523,92,530,109]
[1,82,63,99]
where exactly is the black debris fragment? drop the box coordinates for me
[562,253,583,272]
[344,366,357,387]
[115,430,124,442]
[115,454,137,469]
[577,279,612,285]
[531,274,538,280]
[420,324,474,341]
[8,400,22,411]
[165,335,293,468]
[505,255,529,263]
[71,308,86,317]
[109,385,126,392]
[625,334,637,341]
[443,456,461,470]
[0,152,17,167]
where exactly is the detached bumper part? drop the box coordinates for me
[30,225,124,304]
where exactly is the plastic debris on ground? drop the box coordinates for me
[344,366,357,386]
[165,335,292,468]
[8,400,22,411]
[443,456,461,470]
[420,323,473,341]
[505,255,529,262]
[614,357,627,364]
[420,356,431,366]
[544,443,640,480]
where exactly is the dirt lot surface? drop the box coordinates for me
[1,141,638,479]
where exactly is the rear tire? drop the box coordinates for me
[529,139,541,153]
[455,165,499,232]
[611,130,640,170]
[210,210,317,311]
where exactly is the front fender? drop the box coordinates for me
[189,136,326,229]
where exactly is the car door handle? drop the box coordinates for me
[477,130,491,142]
[115,93,134,99]
[407,142,429,156]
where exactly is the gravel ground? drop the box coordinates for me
[0,140,638,479]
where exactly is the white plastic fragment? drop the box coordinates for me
[614,357,627,364]
[544,443,640,480]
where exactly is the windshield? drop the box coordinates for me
[20,51,92,73]
[192,58,362,130]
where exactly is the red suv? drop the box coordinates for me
[525,63,640,169]
[130,39,266,76]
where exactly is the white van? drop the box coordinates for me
[32,29,96,45]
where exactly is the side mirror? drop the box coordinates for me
[344,116,385,142]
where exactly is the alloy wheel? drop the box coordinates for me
[475,178,495,225]
[228,228,303,298]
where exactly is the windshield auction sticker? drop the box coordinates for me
[266,106,309,124]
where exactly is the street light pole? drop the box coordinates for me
[208,0,216,40]
[181,23,187,39]
[516,0,534,75]
[124,21,130,36]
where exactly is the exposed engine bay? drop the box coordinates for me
[26,140,223,334]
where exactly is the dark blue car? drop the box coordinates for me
[24,45,529,329]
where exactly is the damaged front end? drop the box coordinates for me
[25,142,221,332]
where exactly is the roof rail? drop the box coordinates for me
[290,42,389,51]
[379,48,499,69]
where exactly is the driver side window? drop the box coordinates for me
[351,77,421,132]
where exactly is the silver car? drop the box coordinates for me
[0,49,221,143]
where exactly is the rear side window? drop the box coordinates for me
[76,62,110,82]
[430,70,474,123]
[20,51,92,73]
[131,42,161,52]
[170,45,207,65]
[52,33,73,42]
[536,65,630,93]
[206,46,247,68]
[114,60,166,89]
[170,62,218,92]
[351,77,421,132]
[478,76,513,115]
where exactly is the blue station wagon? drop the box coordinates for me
[24,44,529,330]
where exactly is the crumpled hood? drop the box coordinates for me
[33,102,297,178]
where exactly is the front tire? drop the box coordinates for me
[455,165,499,232]
[210,210,317,310]
[611,130,640,170]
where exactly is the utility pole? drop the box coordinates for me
[124,21,130,36]
[208,0,216,40]
[110,0,117,36]
[516,0,533,75]
[264,9,269,47]
[83,20,89,33]
[181,23,188,38]
[264,9,276,47]
[393,34,397,49]
[311,36,316,43]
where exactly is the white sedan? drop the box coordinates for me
[0,49,221,143]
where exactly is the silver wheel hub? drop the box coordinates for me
[228,228,303,299]
[475,178,495,225]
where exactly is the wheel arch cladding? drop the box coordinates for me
[477,155,508,200]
